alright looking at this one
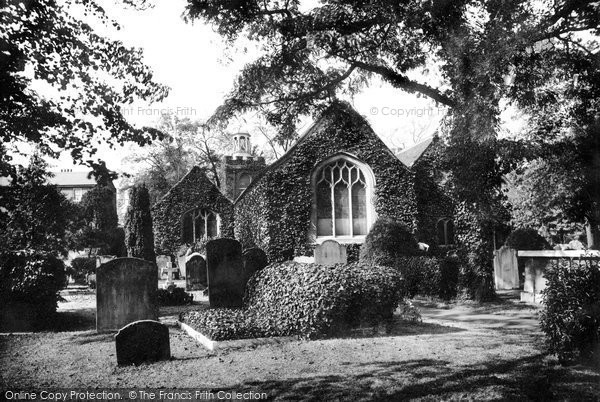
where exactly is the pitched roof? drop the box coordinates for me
[48,171,96,187]
[235,101,409,203]
[153,165,222,206]
[0,171,97,187]
[396,137,435,167]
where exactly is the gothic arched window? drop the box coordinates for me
[313,156,374,240]
[182,208,219,243]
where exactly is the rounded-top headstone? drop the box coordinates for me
[115,320,170,365]
[186,253,207,291]
[315,240,347,265]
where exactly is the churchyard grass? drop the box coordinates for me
[1,288,598,400]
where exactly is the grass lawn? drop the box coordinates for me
[1,289,599,401]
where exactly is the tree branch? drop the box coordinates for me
[349,60,455,107]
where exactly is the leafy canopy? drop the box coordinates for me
[0,0,168,177]
[184,0,599,143]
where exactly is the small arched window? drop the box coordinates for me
[437,218,455,245]
[313,156,374,240]
[182,209,219,243]
[238,173,252,195]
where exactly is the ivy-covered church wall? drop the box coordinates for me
[411,137,455,252]
[152,166,234,255]
[234,101,418,262]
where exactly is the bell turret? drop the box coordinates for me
[219,132,266,200]
[232,132,252,157]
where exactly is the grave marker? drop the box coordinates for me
[315,240,347,265]
[115,320,170,365]
[186,253,207,291]
[156,255,171,276]
[96,257,158,332]
[206,239,244,308]
[95,255,116,268]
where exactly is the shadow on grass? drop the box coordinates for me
[159,302,209,318]
[69,330,114,345]
[51,309,97,332]
[231,354,600,401]
[338,318,465,339]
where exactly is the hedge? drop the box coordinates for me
[395,256,459,300]
[181,261,404,340]
[505,227,551,250]
[68,257,96,284]
[540,259,600,366]
[360,217,419,265]
[157,287,194,306]
[0,251,66,330]
[181,309,261,341]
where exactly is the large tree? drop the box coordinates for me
[0,0,168,177]
[184,0,600,297]
[0,154,79,256]
[125,114,229,204]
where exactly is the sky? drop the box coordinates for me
[49,0,450,174]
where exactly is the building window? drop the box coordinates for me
[313,156,374,240]
[437,218,455,245]
[182,209,219,243]
[238,173,251,195]
[74,188,84,202]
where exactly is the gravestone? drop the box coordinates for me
[96,255,116,268]
[521,258,548,304]
[493,246,519,290]
[162,262,177,289]
[186,253,207,291]
[315,240,347,265]
[242,248,268,284]
[115,320,170,365]
[96,258,158,333]
[156,255,171,277]
[206,238,244,308]
[177,255,187,278]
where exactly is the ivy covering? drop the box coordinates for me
[234,101,420,262]
[152,166,234,255]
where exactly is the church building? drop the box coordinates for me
[152,101,454,262]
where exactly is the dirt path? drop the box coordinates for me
[1,293,598,401]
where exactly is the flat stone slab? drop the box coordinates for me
[115,320,170,365]
[178,321,295,351]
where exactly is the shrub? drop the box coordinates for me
[395,256,459,300]
[68,257,96,283]
[157,287,193,306]
[505,227,550,250]
[439,254,460,300]
[180,309,261,341]
[244,261,404,339]
[0,251,66,330]
[540,259,600,366]
[360,217,419,265]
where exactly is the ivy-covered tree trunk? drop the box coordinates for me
[454,201,497,301]
[124,184,156,263]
